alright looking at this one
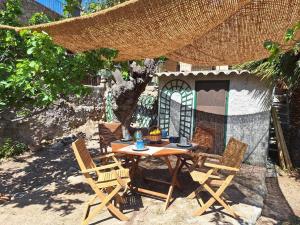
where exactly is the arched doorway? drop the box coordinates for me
[159,79,193,138]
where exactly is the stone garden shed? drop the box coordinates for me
[157,70,272,166]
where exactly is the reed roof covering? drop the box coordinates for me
[2,0,300,65]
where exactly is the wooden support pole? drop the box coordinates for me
[271,107,293,171]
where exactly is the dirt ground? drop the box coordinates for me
[0,129,299,225]
[257,170,300,225]
[277,173,300,217]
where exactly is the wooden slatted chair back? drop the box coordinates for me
[98,122,123,154]
[219,137,248,169]
[192,126,215,151]
[72,138,96,172]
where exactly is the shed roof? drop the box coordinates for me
[156,70,250,77]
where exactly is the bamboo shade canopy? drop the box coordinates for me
[1,0,300,65]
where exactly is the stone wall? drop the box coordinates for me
[0,86,105,150]
[22,0,61,22]
[0,0,60,23]
[159,73,272,166]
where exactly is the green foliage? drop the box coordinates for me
[134,94,158,128]
[0,0,119,111]
[63,0,81,17]
[158,56,167,62]
[105,91,116,122]
[97,69,112,79]
[0,0,22,26]
[0,28,90,109]
[285,22,300,42]
[28,12,51,25]
[236,21,300,92]
[15,107,32,117]
[0,138,27,158]
[66,0,129,17]
[263,40,280,60]
[264,21,300,60]
[121,71,130,81]
[0,0,157,113]
[83,0,128,14]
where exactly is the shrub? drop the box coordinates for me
[0,138,28,158]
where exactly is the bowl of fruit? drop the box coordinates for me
[145,126,162,143]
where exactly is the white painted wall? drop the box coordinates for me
[216,65,229,70]
[159,74,272,116]
[179,62,192,72]
[159,73,273,166]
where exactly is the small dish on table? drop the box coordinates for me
[176,143,192,148]
[132,146,149,151]
[121,138,132,142]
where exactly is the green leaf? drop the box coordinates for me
[0,81,9,88]
[29,61,36,68]
[42,95,50,101]
[27,47,34,55]
[285,28,295,42]
[121,70,130,81]
[98,69,113,78]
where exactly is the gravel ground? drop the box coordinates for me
[0,133,270,225]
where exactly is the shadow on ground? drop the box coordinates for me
[261,176,298,222]
[0,140,268,225]
[0,139,88,215]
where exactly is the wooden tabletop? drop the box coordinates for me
[111,140,199,156]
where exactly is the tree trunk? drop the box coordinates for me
[72,0,82,17]
[110,59,157,128]
[289,86,300,167]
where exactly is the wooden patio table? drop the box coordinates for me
[111,139,201,210]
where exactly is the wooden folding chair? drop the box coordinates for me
[188,137,248,218]
[71,138,131,225]
[179,128,216,174]
[98,122,122,155]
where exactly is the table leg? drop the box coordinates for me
[164,157,182,211]
[164,156,182,189]
[130,156,141,179]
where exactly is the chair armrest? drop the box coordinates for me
[82,163,122,173]
[199,153,222,160]
[187,152,222,160]
[93,153,115,160]
[204,162,239,172]
[93,153,123,169]
[112,170,127,187]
